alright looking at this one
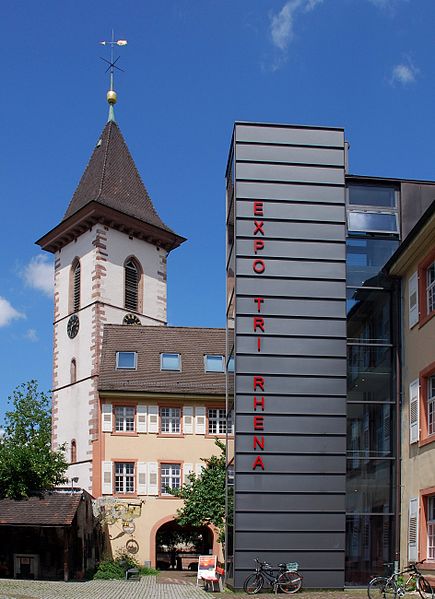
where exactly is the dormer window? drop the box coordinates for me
[204,355,225,372]
[124,258,140,312]
[161,353,181,371]
[116,351,137,370]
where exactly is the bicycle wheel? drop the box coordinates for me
[243,573,264,594]
[417,576,434,599]
[367,577,397,599]
[278,570,303,594]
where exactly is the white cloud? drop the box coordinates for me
[391,62,418,85]
[24,328,39,342]
[269,0,323,53]
[22,255,53,297]
[0,296,25,327]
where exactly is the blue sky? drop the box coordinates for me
[1,0,435,418]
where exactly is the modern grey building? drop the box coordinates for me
[225,121,435,588]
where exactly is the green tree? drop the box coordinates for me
[169,439,231,543]
[0,381,68,499]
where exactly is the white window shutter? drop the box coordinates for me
[137,462,147,495]
[408,497,419,562]
[102,461,113,495]
[410,379,420,444]
[147,462,158,495]
[183,463,193,483]
[409,272,419,329]
[137,405,148,433]
[102,404,113,433]
[195,463,204,478]
[148,405,159,434]
[183,406,193,434]
[195,406,206,435]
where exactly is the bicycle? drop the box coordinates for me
[367,560,434,599]
[243,558,303,594]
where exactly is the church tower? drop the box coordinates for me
[37,96,185,491]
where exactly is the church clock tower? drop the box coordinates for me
[37,93,185,491]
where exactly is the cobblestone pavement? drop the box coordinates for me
[0,577,369,599]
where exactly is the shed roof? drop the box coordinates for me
[0,492,83,526]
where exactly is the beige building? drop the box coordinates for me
[37,103,229,567]
[387,201,435,580]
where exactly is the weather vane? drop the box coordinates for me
[99,30,127,120]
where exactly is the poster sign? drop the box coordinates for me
[197,555,217,581]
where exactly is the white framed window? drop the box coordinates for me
[160,463,181,495]
[116,351,137,369]
[204,355,225,372]
[160,407,181,434]
[427,261,435,315]
[428,496,435,560]
[115,406,135,432]
[208,408,227,435]
[115,462,135,494]
[428,377,435,436]
[160,353,181,371]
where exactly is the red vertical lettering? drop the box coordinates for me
[254,416,264,430]
[253,201,264,216]
[253,221,264,236]
[253,376,264,391]
[254,297,264,312]
[257,337,261,352]
[253,436,265,450]
[252,259,265,274]
[252,456,265,470]
[254,239,265,254]
[254,396,265,411]
[253,317,264,332]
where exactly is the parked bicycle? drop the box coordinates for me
[367,560,433,599]
[243,558,303,594]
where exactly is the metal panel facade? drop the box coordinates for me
[228,123,347,588]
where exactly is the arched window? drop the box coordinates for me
[70,359,77,384]
[70,439,77,464]
[124,258,141,312]
[71,259,81,312]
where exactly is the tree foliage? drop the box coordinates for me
[0,381,68,499]
[169,439,231,543]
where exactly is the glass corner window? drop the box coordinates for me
[348,185,397,208]
[347,211,398,234]
[205,354,225,372]
[227,356,235,372]
[116,351,137,369]
[161,353,181,371]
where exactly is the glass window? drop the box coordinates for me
[347,289,391,343]
[161,353,181,371]
[160,463,181,494]
[346,238,399,288]
[427,261,435,314]
[347,403,392,459]
[115,406,135,432]
[160,407,181,434]
[227,356,235,372]
[347,211,398,234]
[347,345,393,403]
[116,351,137,369]
[348,186,396,208]
[115,462,135,494]
[346,459,394,514]
[205,355,225,372]
[428,497,435,560]
[428,377,435,436]
[208,408,227,434]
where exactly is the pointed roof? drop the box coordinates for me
[37,121,185,253]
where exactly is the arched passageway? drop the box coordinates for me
[155,520,213,570]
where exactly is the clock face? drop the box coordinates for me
[67,314,80,339]
[123,313,141,326]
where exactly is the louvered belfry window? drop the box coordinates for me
[72,261,80,312]
[125,259,139,311]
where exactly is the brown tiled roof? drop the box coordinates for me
[99,325,226,395]
[63,121,174,234]
[0,492,82,526]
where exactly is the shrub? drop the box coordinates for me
[140,566,159,576]
[93,560,125,580]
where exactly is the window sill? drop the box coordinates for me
[205,434,227,439]
[113,493,138,498]
[112,432,138,437]
[419,435,435,448]
[157,434,184,438]
[419,310,435,329]
[419,561,435,571]
[158,495,181,500]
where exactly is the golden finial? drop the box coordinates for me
[99,30,127,121]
